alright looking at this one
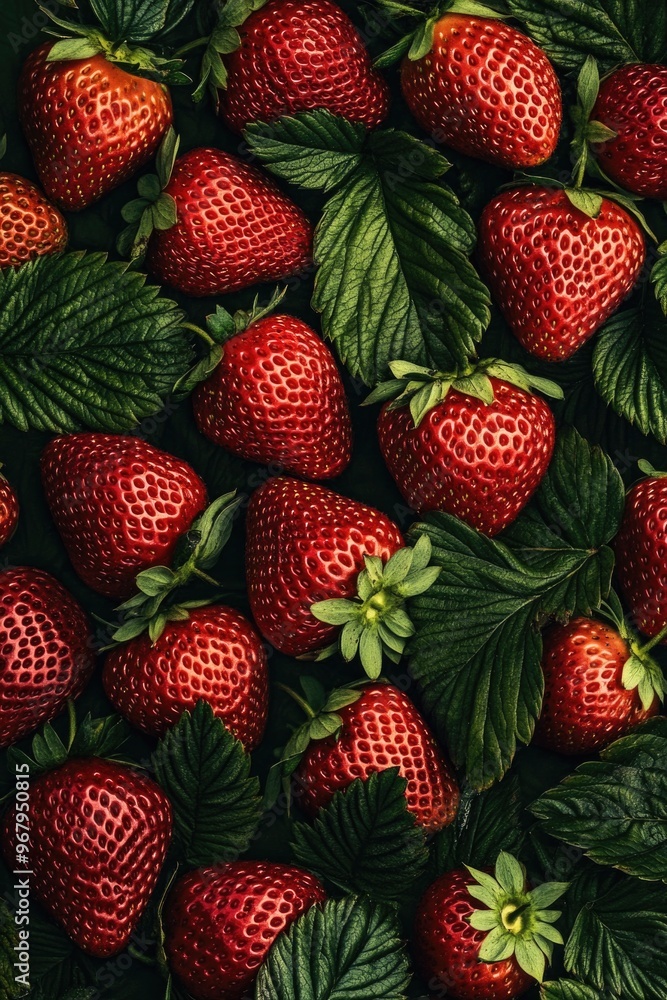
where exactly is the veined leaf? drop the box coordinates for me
[247,110,490,384]
[26,914,91,999]
[532,732,667,883]
[541,983,605,1000]
[432,775,524,874]
[291,769,428,901]
[255,896,410,999]
[88,0,192,41]
[152,701,262,867]
[506,0,667,70]
[408,430,624,789]
[592,308,667,445]
[564,877,667,999]
[0,900,21,999]
[0,252,192,433]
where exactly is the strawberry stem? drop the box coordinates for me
[66,699,77,751]
[191,567,221,587]
[636,622,667,655]
[174,37,209,57]
[181,321,217,347]
[275,682,317,719]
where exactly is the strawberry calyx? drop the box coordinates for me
[364,357,563,427]
[173,286,287,393]
[374,0,506,69]
[638,459,667,479]
[39,4,189,84]
[117,128,180,261]
[466,852,568,983]
[309,533,441,678]
[596,590,666,711]
[111,491,243,644]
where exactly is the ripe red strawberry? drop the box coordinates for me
[413,854,567,1000]
[400,14,562,169]
[164,861,325,1000]
[245,476,403,656]
[615,465,667,642]
[193,312,352,480]
[0,173,67,268]
[41,433,207,600]
[218,0,389,133]
[103,605,268,747]
[18,43,173,211]
[0,567,95,747]
[146,148,312,297]
[534,618,662,755]
[293,682,459,832]
[591,64,667,201]
[1,757,172,957]
[478,186,645,361]
[0,472,18,546]
[370,361,559,535]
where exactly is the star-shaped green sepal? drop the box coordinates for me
[466,852,569,984]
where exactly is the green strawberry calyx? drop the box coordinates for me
[466,852,568,983]
[364,358,563,427]
[39,4,190,84]
[638,459,667,479]
[596,591,667,711]
[111,491,243,645]
[117,127,181,262]
[309,533,441,678]
[374,0,507,69]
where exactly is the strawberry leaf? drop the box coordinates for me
[152,701,262,867]
[88,0,195,42]
[255,896,411,1000]
[432,775,524,875]
[0,252,192,433]
[247,110,490,384]
[531,732,667,883]
[564,877,667,999]
[0,900,21,999]
[592,307,667,444]
[408,430,624,788]
[506,0,667,71]
[291,768,429,902]
[541,982,606,1000]
[24,913,92,998]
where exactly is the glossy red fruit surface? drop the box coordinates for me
[164,861,326,1000]
[41,433,207,600]
[377,378,555,535]
[592,63,667,200]
[294,683,459,831]
[478,187,645,361]
[534,618,658,755]
[0,172,67,267]
[401,15,562,169]
[0,475,19,546]
[103,605,269,748]
[147,148,312,297]
[1,758,172,957]
[245,476,404,656]
[219,0,389,133]
[615,475,667,641]
[0,567,95,747]
[414,869,534,1000]
[18,43,173,211]
[192,314,352,480]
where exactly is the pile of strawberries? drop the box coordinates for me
[0,0,666,998]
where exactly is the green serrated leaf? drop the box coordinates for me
[564,188,603,218]
[541,983,604,1000]
[152,701,262,866]
[255,895,411,999]
[652,254,667,315]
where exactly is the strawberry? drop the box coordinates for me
[103,604,269,748]
[215,0,389,133]
[591,64,667,201]
[534,616,662,755]
[398,13,562,170]
[245,476,405,659]
[19,42,173,211]
[145,147,312,297]
[368,360,560,535]
[477,186,646,361]
[41,433,208,600]
[0,172,67,268]
[0,471,18,546]
[0,567,94,747]
[1,757,172,957]
[192,307,352,480]
[164,861,325,1000]
[615,463,667,643]
[287,681,459,832]
[414,854,568,1000]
